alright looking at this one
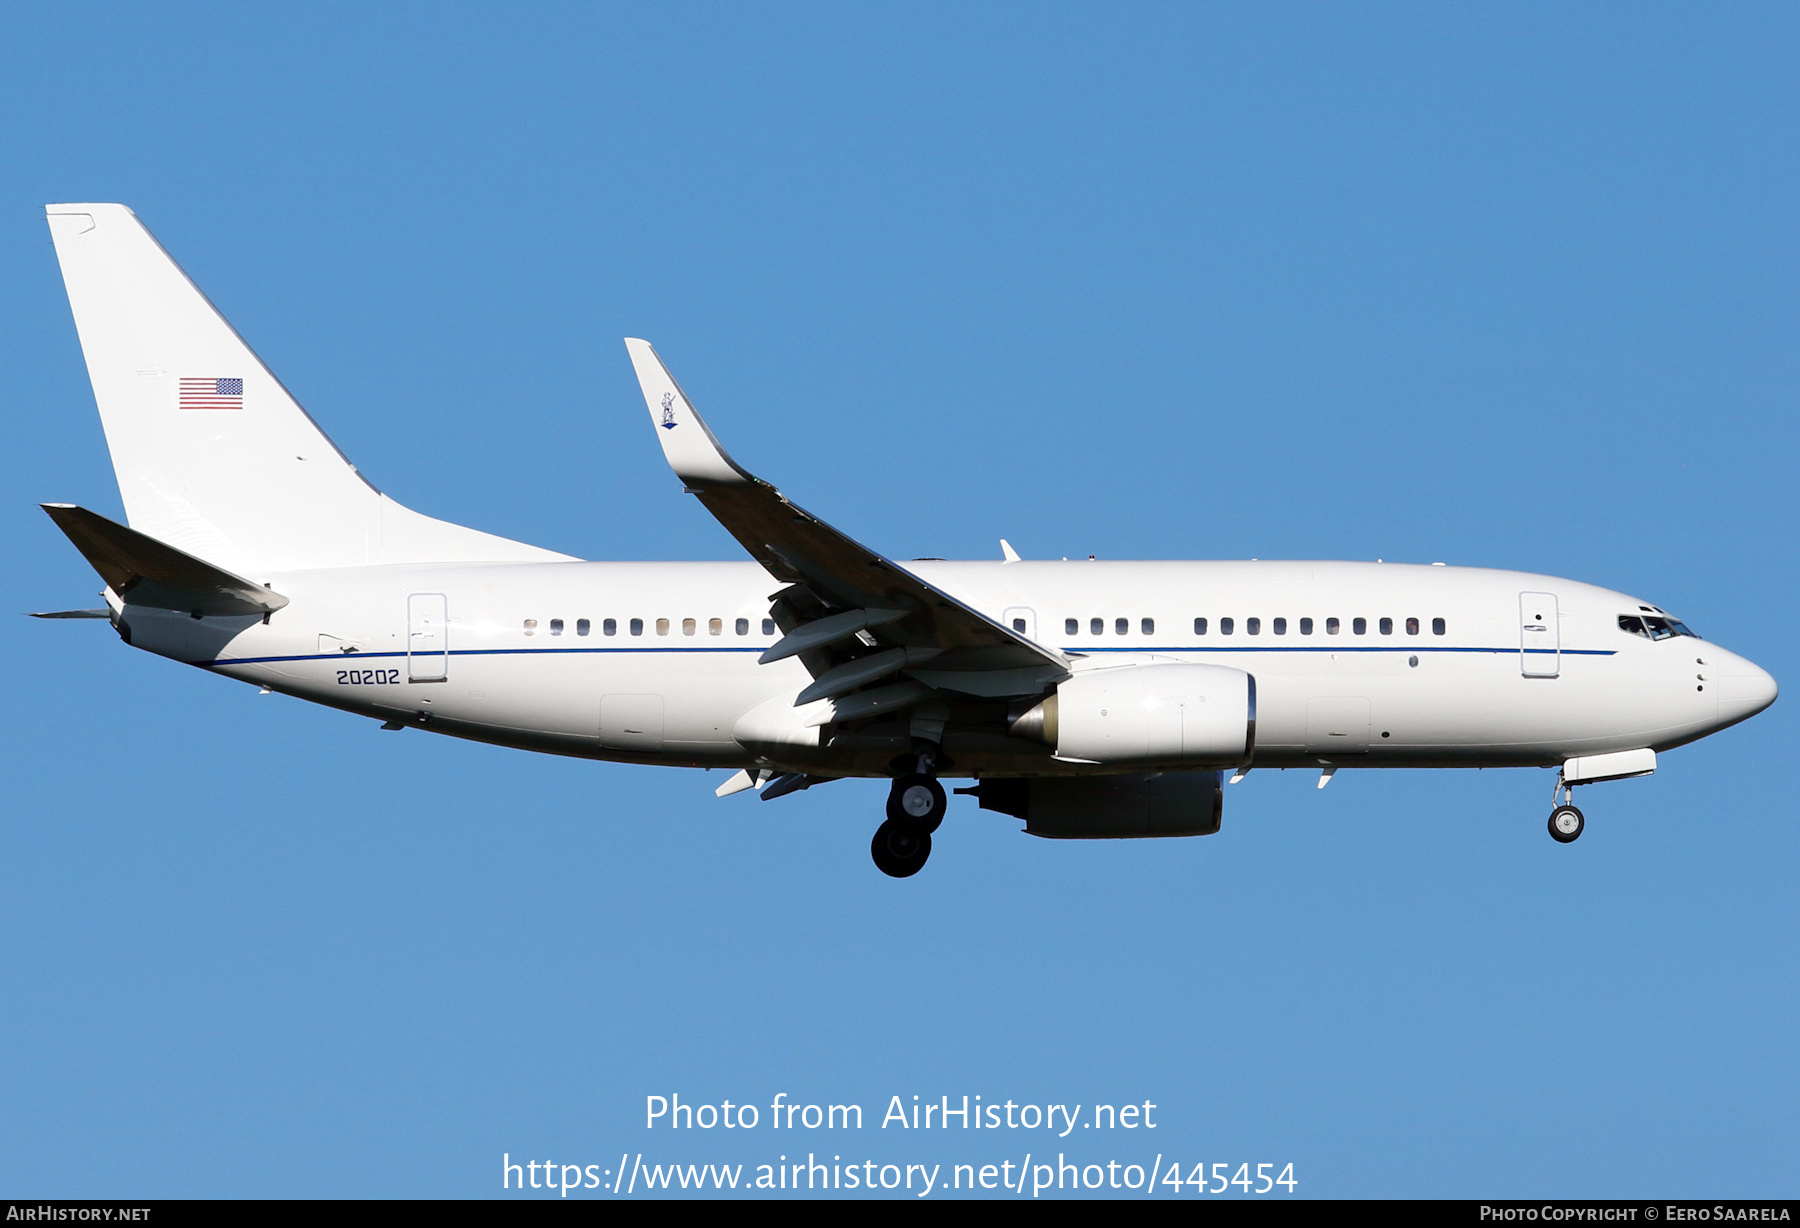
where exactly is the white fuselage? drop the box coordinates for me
[41,201,1779,861]
[117,557,1775,779]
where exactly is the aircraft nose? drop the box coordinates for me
[1711,650,1778,726]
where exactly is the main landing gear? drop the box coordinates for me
[871,820,931,878]
[871,752,947,878]
[1547,775,1584,844]
[887,774,947,831]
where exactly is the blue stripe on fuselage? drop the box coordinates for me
[208,644,1612,668]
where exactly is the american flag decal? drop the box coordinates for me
[178,377,244,409]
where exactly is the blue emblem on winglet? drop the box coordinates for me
[660,392,677,430]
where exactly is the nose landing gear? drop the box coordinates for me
[1549,804,1585,843]
[1547,774,1585,843]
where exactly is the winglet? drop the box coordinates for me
[623,339,754,487]
[1000,539,1021,563]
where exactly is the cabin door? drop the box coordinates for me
[1519,592,1560,678]
[407,593,448,682]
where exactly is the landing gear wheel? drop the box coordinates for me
[1548,804,1585,843]
[871,819,932,878]
[886,773,947,833]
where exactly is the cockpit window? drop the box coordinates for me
[1620,613,1700,640]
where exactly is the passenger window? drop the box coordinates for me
[656,618,671,636]
[1065,618,1078,635]
[1432,617,1446,636]
[550,618,564,636]
[577,618,590,636]
[1221,617,1235,635]
[603,618,617,636]
[1247,617,1261,635]
[1091,618,1104,636]
[1194,617,1207,635]
[1141,617,1154,635]
[682,618,696,636]
[1405,617,1419,636]
[523,618,537,636]
[1012,618,1027,632]
[762,618,776,636]
[1353,617,1367,635]
[1300,617,1313,635]
[1274,617,1287,635]
[630,618,643,636]
[1115,618,1129,635]
[1379,617,1392,635]
[736,618,749,635]
[1326,617,1340,635]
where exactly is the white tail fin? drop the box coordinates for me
[45,204,571,572]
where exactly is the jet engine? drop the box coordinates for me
[1009,662,1255,767]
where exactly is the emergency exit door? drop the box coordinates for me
[408,593,448,681]
[1519,592,1559,678]
[1002,606,1038,642]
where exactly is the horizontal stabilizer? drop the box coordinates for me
[42,503,289,617]
[29,608,110,619]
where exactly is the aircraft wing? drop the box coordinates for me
[624,339,1067,700]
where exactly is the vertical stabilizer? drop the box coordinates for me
[45,204,570,572]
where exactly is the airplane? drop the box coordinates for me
[34,203,1778,877]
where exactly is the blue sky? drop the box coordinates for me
[1,3,1795,1198]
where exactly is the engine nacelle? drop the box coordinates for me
[961,772,1224,839]
[1012,663,1255,767]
